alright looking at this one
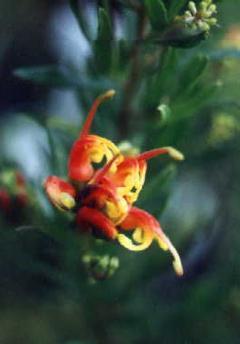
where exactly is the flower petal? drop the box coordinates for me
[43,176,76,211]
[68,135,120,183]
[68,90,119,183]
[118,207,183,276]
[76,206,118,240]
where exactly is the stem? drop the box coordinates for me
[117,8,146,139]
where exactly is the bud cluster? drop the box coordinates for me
[183,0,217,32]
[208,113,240,146]
[82,254,119,282]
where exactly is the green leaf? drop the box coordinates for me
[69,0,91,40]
[97,7,112,41]
[153,25,207,48]
[93,8,113,74]
[14,65,79,88]
[179,55,208,92]
[168,0,188,20]
[144,0,168,31]
[139,164,177,215]
[14,65,114,90]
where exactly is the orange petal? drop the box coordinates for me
[109,157,147,205]
[68,89,118,183]
[119,207,183,276]
[68,135,120,183]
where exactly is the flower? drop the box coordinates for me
[44,90,184,276]
[182,0,217,33]
[0,170,29,221]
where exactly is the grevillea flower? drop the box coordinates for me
[0,170,29,221]
[44,90,184,276]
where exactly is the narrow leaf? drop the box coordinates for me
[93,8,113,74]
[69,0,91,40]
[97,7,112,41]
[145,0,168,31]
[14,65,78,88]
[179,55,208,91]
[168,0,188,20]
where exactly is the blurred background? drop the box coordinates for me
[0,0,240,343]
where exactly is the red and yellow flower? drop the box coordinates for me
[0,170,29,221]
[44,90,184,276]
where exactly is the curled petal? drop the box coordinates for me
[76,206,118,240]
[109,157,147,205]
[117,230,153,251]
[79,184,129,225]
[43,176,76,211]
[68,90,119,183]
[68,135,120,183]
[157,234,184,277]
[89,154,122,185]
[118,207,183,276]
[105,146,184,205]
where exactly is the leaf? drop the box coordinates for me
[179,55,208,92]
[69,0,91,40]
[117,0,140,10]
[207,49,240,61]
[168,0,188,20]
[139,164,177,215]
[144,0,168,31]
[153,25,207,48]
[14,65,115,90]
[97,7,112,41]
[14,65,79,88]
[93,8,113,74]
[114,39,131,72]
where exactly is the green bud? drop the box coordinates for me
[82,253,120,281]
[198,21,210,32]
[189,1,197,15]
[209,4,217,13]
[180,0,217,34]
[157,104,171,124]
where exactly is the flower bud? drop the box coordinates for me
[44,176,76,211]
[82,253,119,281]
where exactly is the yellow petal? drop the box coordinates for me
[132,228,143,243]
[59,192,76,210]
[157,234,184,276]
[117,231,153,251]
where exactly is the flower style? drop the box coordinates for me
[44,90,184,276]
